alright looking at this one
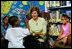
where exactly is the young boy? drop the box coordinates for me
[5,16,30,48]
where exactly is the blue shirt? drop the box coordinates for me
[1,23,12,37]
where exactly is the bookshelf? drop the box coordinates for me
[45,1,71,37]
[48,5,71,11]
[45,1,71,23]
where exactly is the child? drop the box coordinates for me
[1,16,11,48]
[5,16,30,48]
[1,16,11,37]
[53,14,71,47]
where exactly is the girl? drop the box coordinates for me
[1,16,11,37]
[53,14,71,47]
[1,16,11,48]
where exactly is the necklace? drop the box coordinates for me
[36,22,38,25]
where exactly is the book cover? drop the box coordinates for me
[66,1,71,6]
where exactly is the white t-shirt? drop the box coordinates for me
[5,27,30,48]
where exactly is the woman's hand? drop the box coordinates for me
[32,32,44,37]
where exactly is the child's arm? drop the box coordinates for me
[5,29,11,41]
[57,26,63,40]
[57,34,66,40]
[22,28,31,37]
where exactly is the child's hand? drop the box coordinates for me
[57,35,65,41]
[56,38,59,41]
[32,33,35,36]
[56,37,61,41]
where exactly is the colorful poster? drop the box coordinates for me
[39,1,44,5]
[22,1,28,5]
[1,1,13,14]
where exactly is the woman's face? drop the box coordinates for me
[3,17,8,24]
[31,11,38,20]
[61,17,67,24]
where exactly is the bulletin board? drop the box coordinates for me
[1,1,45,28]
